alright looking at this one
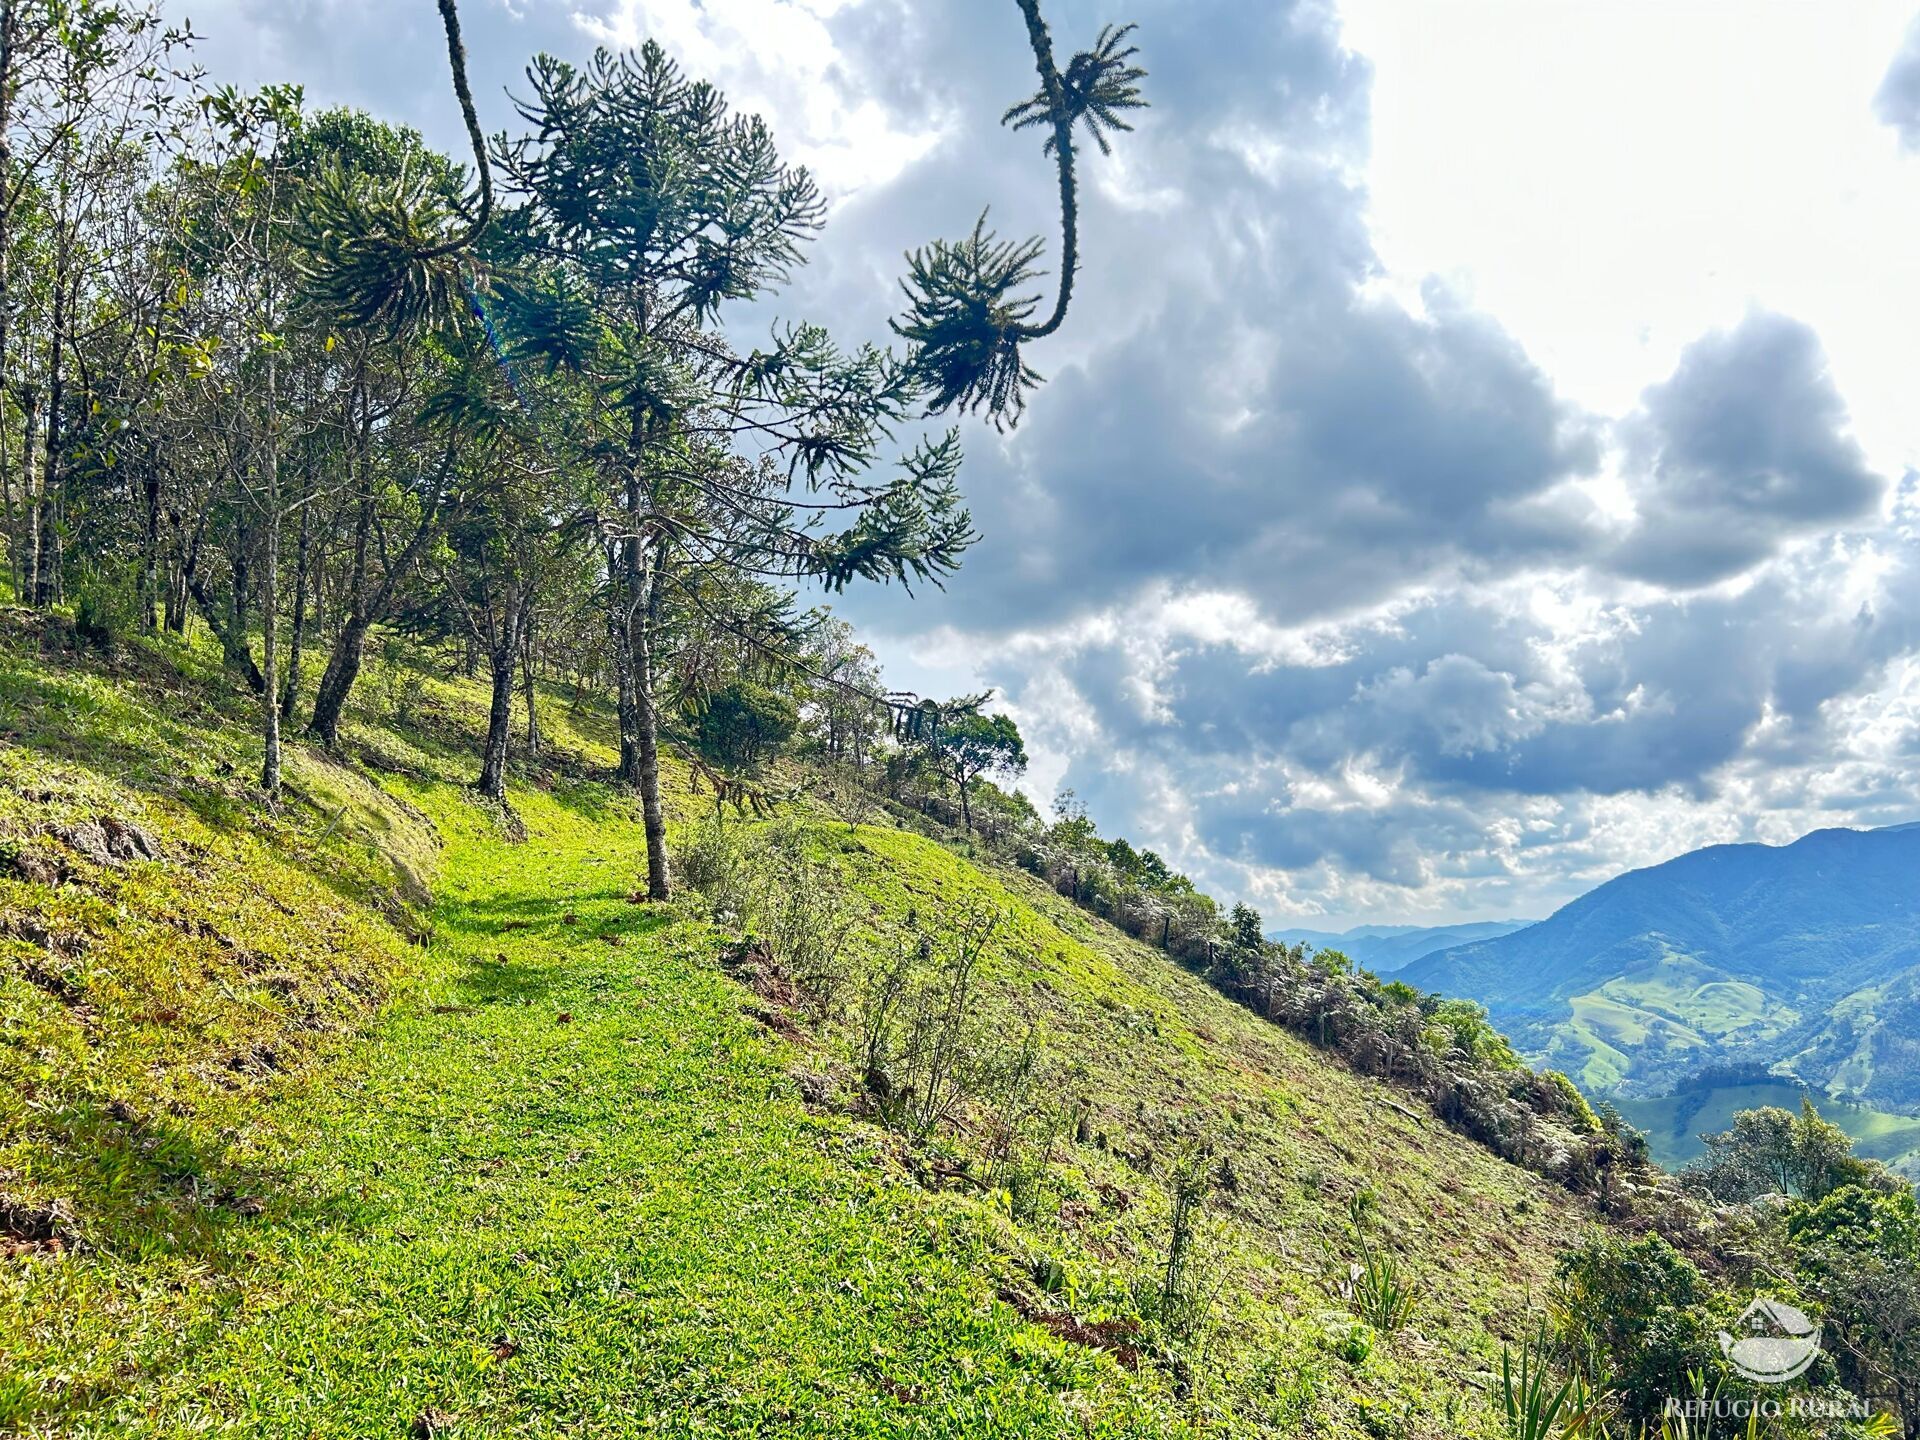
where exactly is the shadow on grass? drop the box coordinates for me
[547,777,631,826]
[437,894,674,1002]
[22,1095,345,1264]
[438,885,663,929]
[7,1090,398,1432]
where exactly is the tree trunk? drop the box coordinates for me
[189,576,265,692]
[635,603,669,900]
[166,512,199,634]
[308,614,369,748]
[309,490,372,747]
[305,457,446,746]
[258,352,281,799]
[32,277,62,609]
[281,498,310,722]
[477,586,528,802]
[605,528,645,786]
[16,387,35,604]
[0,1,15,604]
[138,465,161,631]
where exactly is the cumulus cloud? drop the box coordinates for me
[1875,14,1920,149]
[1610,313,1886,587]
[172,0,606,149]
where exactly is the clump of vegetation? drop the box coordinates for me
[1322,1191,1422,1338]
[1498,1326,1591,1440]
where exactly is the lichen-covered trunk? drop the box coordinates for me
[280,500,311,723]
[477,586,529,802]
[307,616,368,749]
[258,352,281,800]
[308,493,373,749]
[521,609,541,758]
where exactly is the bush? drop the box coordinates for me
[675,817,858,1011]
[864,905,1003,1138]
[1551,1233,1713,1426]
[1139,1143,1223,1344]
[695,680,798,769]
[72,566,144,650]
[1542,1070,1601,1133]
[673,814,756,925]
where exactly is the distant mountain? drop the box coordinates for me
[1270,920,1533,974]
[1401,823,1920,1110]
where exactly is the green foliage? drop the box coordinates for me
[290,0,494,330]
[1788,1185,1920,1418]
[1499,1326,1589,1440]
[927,707,1027,829]
[1546,1071,1603,1134]
[1324,1196,1422,1339]
[1227,902,1265,954]
[70,567,143,651]
[1153,1143,1217,1340]
[1425,997,1524,1070]
[694,679,799,770]
[1551,1233,1713,1427]
[892,5,1148,427]
[1685,1097,1867,1202]
[1002,22,1148,157]
[293,160,475,334]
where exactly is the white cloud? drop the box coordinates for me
[587,0,944,195]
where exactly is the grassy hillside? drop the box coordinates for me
[0,617,1592,1438]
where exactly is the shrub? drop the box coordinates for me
[873,906,1002,1138]
[694,680,798,769]
[1551,1233,1713,1427]
[676,817,858,1011]
[673,814,756,926]
[1141,1142,1222,1343]
[72,566,144,650]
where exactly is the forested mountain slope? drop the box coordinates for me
[0,622,1590,1439]
[1402,824,1920,1106]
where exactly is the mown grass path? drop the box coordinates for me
[72,784,1167,1439]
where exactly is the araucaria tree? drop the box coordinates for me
[490,44,976,899]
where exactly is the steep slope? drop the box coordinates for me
[1,622,1591,1438]
[1402,824,1920,1106]
[1269,921,1532,974]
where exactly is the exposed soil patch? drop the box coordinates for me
[996,1287,1142,1368]
[1,1197,75,1259]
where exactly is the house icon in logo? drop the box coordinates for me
[1717,1297,1822,1384]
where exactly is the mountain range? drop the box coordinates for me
[1267,920,1532,973]
[1400,823,1920,1118]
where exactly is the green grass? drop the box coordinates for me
[0,615,1594,1437]
[21,785,1197,1437]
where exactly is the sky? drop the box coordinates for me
[175,0,1920,927]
